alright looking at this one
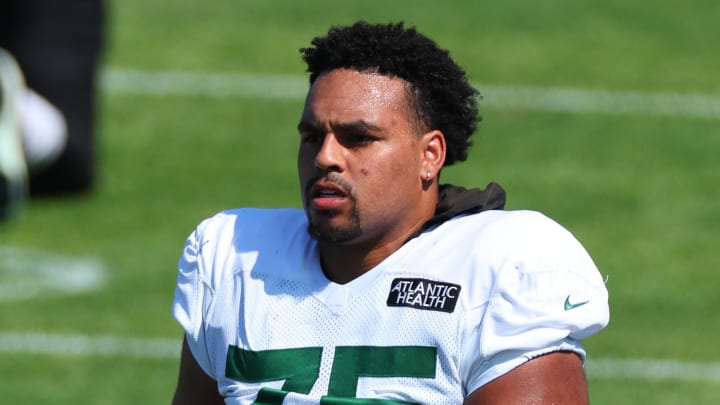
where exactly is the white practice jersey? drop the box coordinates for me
[173,208,609,404]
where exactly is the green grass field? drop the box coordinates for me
[2,0,719,403]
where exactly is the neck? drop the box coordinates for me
[317,233,407,285]
[318,192,438,284]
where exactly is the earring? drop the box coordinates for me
[425,171,432,181]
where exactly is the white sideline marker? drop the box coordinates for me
[102,68,720,120]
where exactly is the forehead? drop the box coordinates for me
[302,69,412,123]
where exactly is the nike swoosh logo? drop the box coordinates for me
[564,296,590,311]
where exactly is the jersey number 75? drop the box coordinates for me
[226,345,437,404]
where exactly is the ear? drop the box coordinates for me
[420,129,446,183]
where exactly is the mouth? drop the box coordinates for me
[309,181,348,210]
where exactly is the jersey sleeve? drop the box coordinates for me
[172,217,216,378]
[463,211,610,394]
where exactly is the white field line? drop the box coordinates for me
[1,331,719,383]
[0,245,106,302]
[102,68,720,120]
[0,332,180,359]
[588,357,720,383]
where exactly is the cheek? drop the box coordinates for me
[297,149,315,175]
[360,168,369,176]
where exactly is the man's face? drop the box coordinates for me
[297,69,428,246]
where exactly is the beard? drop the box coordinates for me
[304,173,363,244]
[307,204,362,244]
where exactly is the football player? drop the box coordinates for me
[172,21,609,404]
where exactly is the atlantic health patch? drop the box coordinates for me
[386,278,461,313]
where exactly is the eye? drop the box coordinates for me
[346,134,376,146]
[300,131,323,145]
[327,120,381,147]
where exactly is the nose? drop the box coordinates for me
[314,133,343,171]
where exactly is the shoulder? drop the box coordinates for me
[172,207,312,373]
[406,210,585,280]
[417,209,608,331]
[435,210,592,264]
[406,209,604,312]
[191,208,308,253]
[447,211,609,391]
[183,207,310,284]
[195,207,307,239]
[444,209,575,242]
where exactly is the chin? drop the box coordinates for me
[308,222,362,245]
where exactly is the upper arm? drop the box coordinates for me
[172,336,225,405]
[464,351,588,405]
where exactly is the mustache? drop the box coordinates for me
[304,172,354,197]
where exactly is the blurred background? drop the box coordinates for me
[1,0,719,403]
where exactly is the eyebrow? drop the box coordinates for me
[333,120,383,134]
[297,121,317,134]
[297,119,383,134]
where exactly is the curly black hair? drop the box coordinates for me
[300,21,479,166]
